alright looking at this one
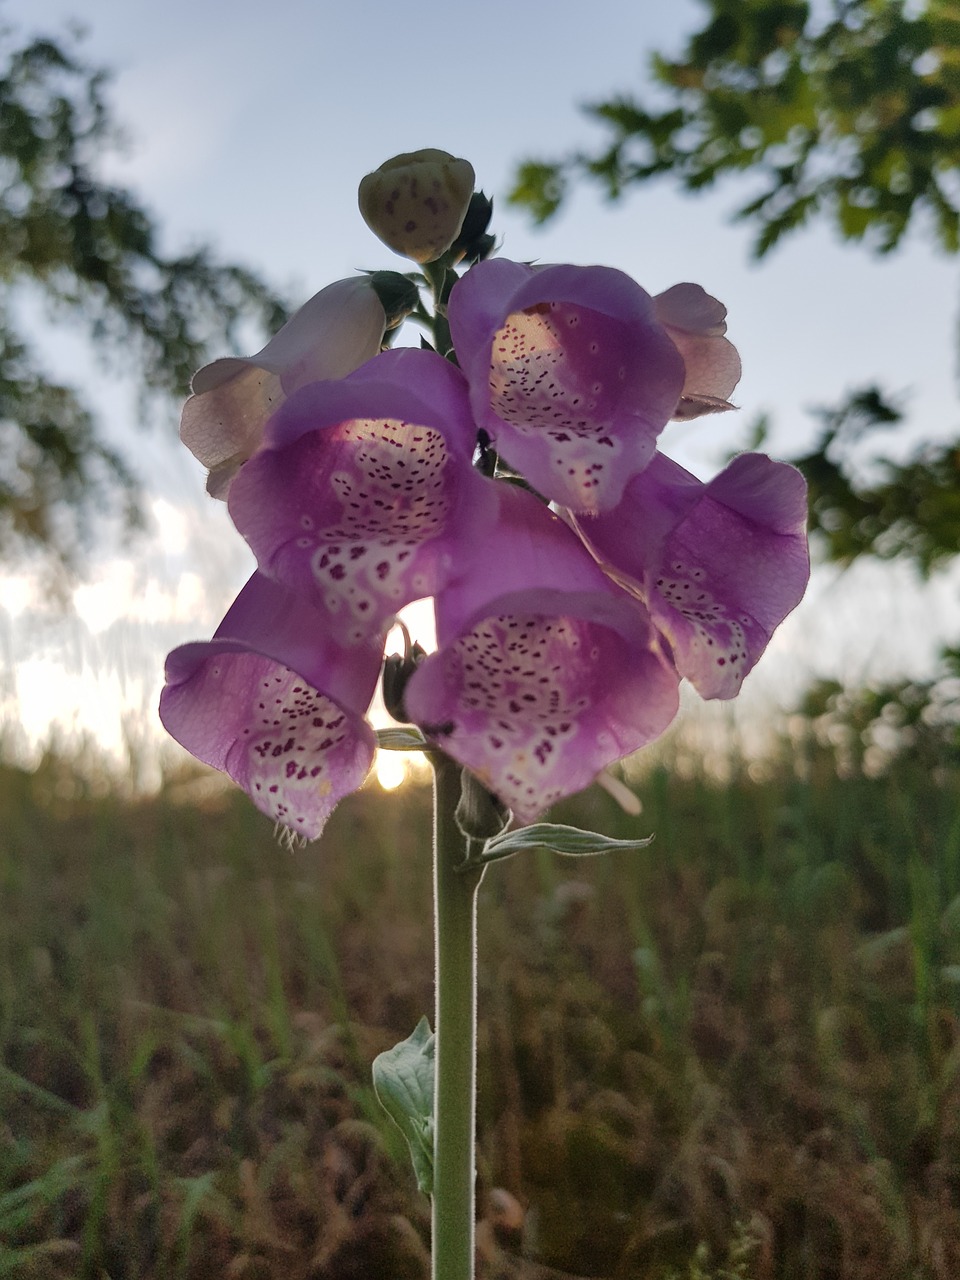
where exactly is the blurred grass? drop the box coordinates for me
[2,737,960,1279]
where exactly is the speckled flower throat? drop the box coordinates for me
[448,615,595,813]
[488,303,626,508]
[304,417,452,640]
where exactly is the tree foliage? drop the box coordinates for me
[780,385,960,574]
[511,0,960,258]
[0,26,289,570]
[511,0,960,584]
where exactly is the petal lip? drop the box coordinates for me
[448,258,685,513]
[654,282,729,335]
[160,573,381,839]
[705,451,808,535]
[180,277,386,498]
[583,451,810,700]
[262,347,478,460]
[431,482,650,646]
[405,605,679,825]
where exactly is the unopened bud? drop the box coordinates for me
[455,768,511,840]
[359,149,475,264]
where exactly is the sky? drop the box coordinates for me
[2,0,959,778]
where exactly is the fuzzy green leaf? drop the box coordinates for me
[375,727,429,751]
[477,822,654,865]
[372,1017,435,1195]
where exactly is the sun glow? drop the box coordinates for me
[375,749,408,790]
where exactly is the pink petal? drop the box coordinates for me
[160,573,380,839]
[653,283,742,419]
[581,452,809,699]
[180,278,386,498]
[405,485,679,822]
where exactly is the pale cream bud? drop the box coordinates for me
[358,148,475,264]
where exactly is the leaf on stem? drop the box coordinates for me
[372,1017,435,1195]
[475,822,654,865]
[375,727,429,751]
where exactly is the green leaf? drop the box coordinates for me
[372,1017,435,1195]
[477,822,654,865]
[506,160,567,223]
[375,727,429,751]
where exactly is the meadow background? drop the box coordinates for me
[3,1,960,1276]
[6,725,960,1279]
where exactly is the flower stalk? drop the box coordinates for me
[160,150,813,1280]
[431,754,483,1280]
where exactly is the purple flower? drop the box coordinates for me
[578,452,810,699]
[160,572,381,839]
[180,278,386,498]
[448,259,685,513]
[404,483,680,822]
[227,348,500,647]
[163,246,808,839]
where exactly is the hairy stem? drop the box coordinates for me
[431,755,483,1280]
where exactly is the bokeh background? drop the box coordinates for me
[3,0,959,775]
[4,3,960,1277]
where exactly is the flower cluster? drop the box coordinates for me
[161,159,809,840]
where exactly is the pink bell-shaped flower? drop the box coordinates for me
[449,259,685,513]
[227,348,499,647]
[405,483,680,822]
[160,572,382,839]
[579,452,810,699]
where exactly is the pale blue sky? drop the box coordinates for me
[13,0,955,465]
[3,0,959,765]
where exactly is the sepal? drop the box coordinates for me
[455,768,512,841]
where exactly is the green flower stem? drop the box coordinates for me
[431,755,483,1280]
[422,258,457,359]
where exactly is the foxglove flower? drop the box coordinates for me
[180,277,387,498]
[358,148,475,263]
[654,283,742,419]
[405,484,680,822]
[228,348,500,646]
[449,259,685,513]
[160,572,381,839]
[579,452,809,699]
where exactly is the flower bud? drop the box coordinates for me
[455,768,511,840]
[359,149,475,264]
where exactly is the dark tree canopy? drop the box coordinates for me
[0,25,289,571]
[511,0,960,585]
[511,0,960,258]
[764,385,960,573]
